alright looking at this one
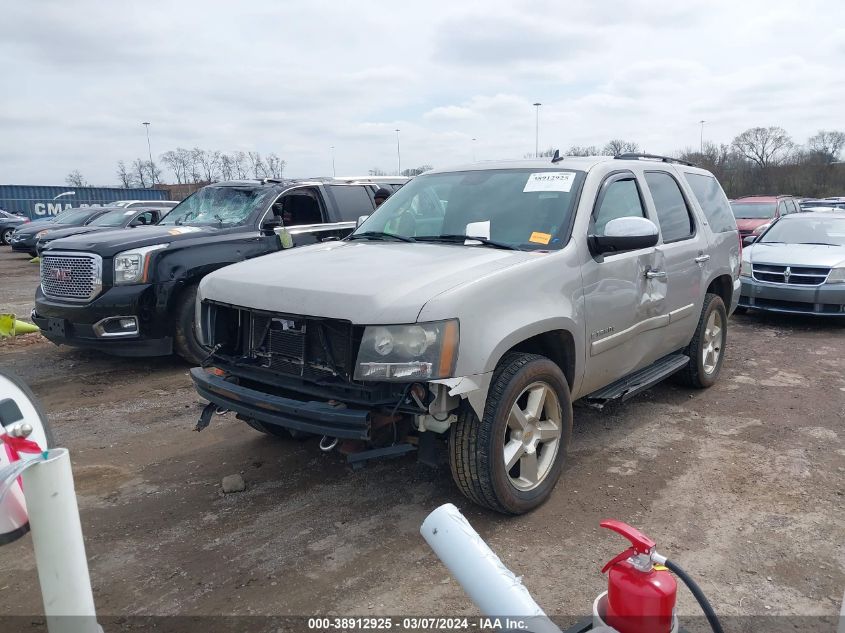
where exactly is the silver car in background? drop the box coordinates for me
[739,211,845,315]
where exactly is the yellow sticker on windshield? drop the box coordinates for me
[529,232,552,244]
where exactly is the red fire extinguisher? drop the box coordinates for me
[600,519,677,633]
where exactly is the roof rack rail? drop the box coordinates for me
[614,153,695,167]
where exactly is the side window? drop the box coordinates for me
[683,172,736,233]
[787,200,798,214]
[777,201,787,216]
[645,171,694,242]
[134,211,155,225]
[328,185,375,221]
[275,189,325,226]
[592,176,645,236]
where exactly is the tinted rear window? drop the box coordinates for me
[684,173,736,233]
[328,185,374,221]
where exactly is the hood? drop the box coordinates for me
[735,218,771,233]
[43,225,225,257]
[14,221,57,237]
[200,241,537,323]
[748,242,845,268]
[38,225,105,242]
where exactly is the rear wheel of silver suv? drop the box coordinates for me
[677,292,727,389]
[449,352,573,514]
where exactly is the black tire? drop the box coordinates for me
[677,293,728,389]
[1,228,13,245]
[173,284,208,365]
[448,352,573,514]
[244,418,312,440]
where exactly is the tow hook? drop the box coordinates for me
[195,402,218,432]
[319,436,339,452]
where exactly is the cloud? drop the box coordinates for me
[0,0,843,184]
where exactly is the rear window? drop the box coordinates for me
[731,202,776,219]
[684,173,736,233]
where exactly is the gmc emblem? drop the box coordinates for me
[49,268,72,282]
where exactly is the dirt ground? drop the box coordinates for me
[1,248,843,627]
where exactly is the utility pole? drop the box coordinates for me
[699,120,706,153]
[142,122,154,186]
[330,146,336,177]
[472,138,477,162]
[395,129,401,176]
[533,103,542,157]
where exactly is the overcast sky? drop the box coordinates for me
[2,0,844,186]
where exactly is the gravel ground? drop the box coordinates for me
[0,248,842,629]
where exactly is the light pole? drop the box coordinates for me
[472,138,477,162]
[699,120,706,153]
[142,122,154,186]
[533,103,542,157]
[330,146,336,177]
[395,129,401,176]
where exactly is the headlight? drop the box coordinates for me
[740,259,752,277]
[826,267,845,284]
[354,320,459,381]
[113,244,167,285]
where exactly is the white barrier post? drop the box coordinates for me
[421,503,562,633]
[20,448,100,633]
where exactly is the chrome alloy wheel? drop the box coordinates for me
[702,310,724,375]
[503,381,562,491]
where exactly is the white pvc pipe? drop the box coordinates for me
[421,503,562,633]
[20,448,100,633]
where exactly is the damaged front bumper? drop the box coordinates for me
[190,367,372,439]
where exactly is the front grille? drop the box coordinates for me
[40,252,102,301]
[752,263,830,286]
[247,311,358,381]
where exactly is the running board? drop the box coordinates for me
[584,354,690,408]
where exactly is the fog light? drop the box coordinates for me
[93,316,139,338]
[119,318,135,329]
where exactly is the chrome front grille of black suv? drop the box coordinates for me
[752,264,831,286]
[40,252,103,301]
[247,311,358,381]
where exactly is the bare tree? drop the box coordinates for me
[368,167,388,176]
[219,154,234,181]
[116,160,135,188]
[807,130,845,163]
[602,139,640,156]
[731,126,794,169]
[248,151,267,178]
[566,145,599,156]
[264,153,286,178]
[197,149,221,182]
[160,150,184,184]
[401,164,433,176]
[232,151,249,179]
[188,148,205,184]
[523,147,557,158]
[131,158,149,188]
[65,170,88,187]
[145,161,162,187]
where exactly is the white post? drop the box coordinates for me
[421,503,562,633]
[20,448,100,633]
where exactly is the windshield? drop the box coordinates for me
[53,209,92,225]
[760,217,845,246]
[160,186,270,227]
[353,168,585,250]
[90,209,135,227]
[731,202,776,219]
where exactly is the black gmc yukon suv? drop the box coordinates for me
[34,178,388,363]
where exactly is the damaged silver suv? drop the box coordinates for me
[192,153,740,514]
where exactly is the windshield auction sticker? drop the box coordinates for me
[523,172,575,193]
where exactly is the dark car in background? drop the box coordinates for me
[0,210,29,245]
[731,195,802,238]
[34,178,381,363]
[36,206,170,255]
[10,206,112,256]
[739,211,845,315]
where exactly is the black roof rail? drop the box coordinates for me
[614,153,695,167]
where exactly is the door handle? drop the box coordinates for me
[695,254,711,263]
[645,270,667,279]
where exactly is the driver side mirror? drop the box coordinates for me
[261,217,282,236]
[743,236,757,246]
[356,215,370,228]
[589,216,660,256]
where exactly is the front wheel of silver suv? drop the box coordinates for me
[677,292,727,389]
[449,352,573,514]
